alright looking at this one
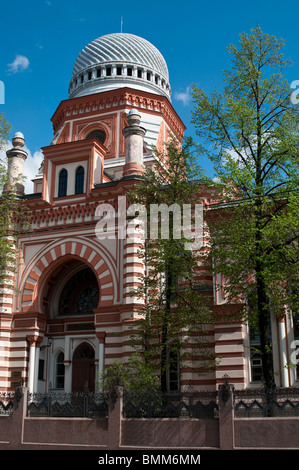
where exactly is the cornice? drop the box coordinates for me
[51,87,186,140]
[41,136,107,157]
[23,176,141,230]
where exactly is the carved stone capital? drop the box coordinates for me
[27,335,42,347]
[122,125,146,139]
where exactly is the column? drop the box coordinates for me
[27,335,41,393]
[34,343,40,392]
[122,109,146,177]
[64,335,72,392]
[278,316,289,387]
[96,332,105,389]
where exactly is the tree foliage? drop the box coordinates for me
[191,27,299,390]
[100,354,160,392]
[127,137,218,391]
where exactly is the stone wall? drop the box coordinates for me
[1,384,299,450]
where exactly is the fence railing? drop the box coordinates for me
[8,384,299,419]
[27,390,108,418]
[234,387,299,417]
[123,388,219,419]
[0,392,15,416]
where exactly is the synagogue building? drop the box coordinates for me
[1,33,297,393]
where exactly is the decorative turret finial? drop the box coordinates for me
[12,131,25,148]
[127,108,141,126]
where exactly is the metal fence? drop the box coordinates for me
[0,392,15,416]
[123,386,299,419]
[234,387,299,417]
[5,385,299,419]
[27,390,108,418]
[123,388,219,419]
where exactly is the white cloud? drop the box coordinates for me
[23,147,44,193]
[0,141,43,193]
[8,55,30,73]
[174,86,191,106]
[213,177,222,184]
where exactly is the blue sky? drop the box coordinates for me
[1,0,299,190]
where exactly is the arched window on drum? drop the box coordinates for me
[75,165,84,194]
[58,168,68,197]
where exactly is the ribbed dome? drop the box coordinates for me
[69,33,171,101]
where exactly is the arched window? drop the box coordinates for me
[75,166,84,194]
[58,169,68,197]
[85,129,106,145]
[73,342,95,360]
[58,268,99,316]
[55,351,65,389]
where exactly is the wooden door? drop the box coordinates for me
[72,343,95,392]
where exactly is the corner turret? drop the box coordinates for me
[5,132,28,194]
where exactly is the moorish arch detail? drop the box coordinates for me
[78,121,111,144]
[20,238,118,312]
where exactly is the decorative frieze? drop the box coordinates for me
[51,88,185,141]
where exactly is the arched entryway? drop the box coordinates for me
[21,238,117,313]
[72,342,95,392]
[41,260,100,318]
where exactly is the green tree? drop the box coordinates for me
[127,137,218,392]
[0,114,30,283]
[191,27,299,392]
[100,354,160,392]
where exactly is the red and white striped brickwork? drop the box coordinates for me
[0,86,250,392]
